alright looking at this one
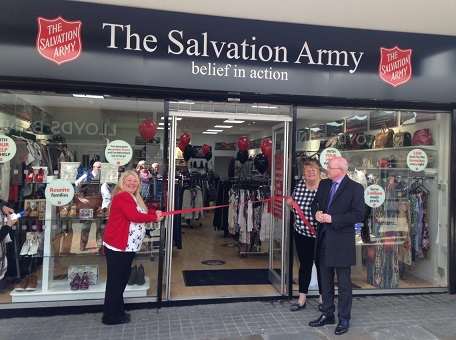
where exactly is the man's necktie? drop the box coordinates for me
[322,181,338,232]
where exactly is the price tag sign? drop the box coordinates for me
[320,148,341,169]
[406,148,428,172]
[45,179,74,206]
[105,140,133,166]
[0,135,17,163]
[364,184,386,208]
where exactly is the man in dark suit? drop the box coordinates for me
[309,157,365,335]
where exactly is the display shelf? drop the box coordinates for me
[340,145,438,153]
[10,277,150,302]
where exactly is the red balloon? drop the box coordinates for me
[202,144,210,154]
[180,133,191,147]
[237,136,250,152]
[138,119,157,142]
[178,142,185,152]
[261,139,273,158]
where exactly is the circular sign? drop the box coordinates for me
[320,148,341,169]
[364,184,385,208]
[407,149,428,172]
[0,135,17,163]
[45,179,74,206]
[105,140,133,166]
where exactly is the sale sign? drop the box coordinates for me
[407,149,428,172]
[0,136,16,163]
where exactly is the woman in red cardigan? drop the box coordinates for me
[102,170,163,325]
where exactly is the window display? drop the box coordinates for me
[294,108,449,291]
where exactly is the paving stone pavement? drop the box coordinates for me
[0,294,455,340]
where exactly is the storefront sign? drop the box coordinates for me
[379,46,412,87]
[364,184,385,208]
[3,1,456,102]
[45,179,74,206]
[407,149,428,172]
[0,136,17,163]
[105,140,133,166]
[36,16,82,65]
[319,148,341,169]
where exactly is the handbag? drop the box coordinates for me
[325,138,338,149]
[337,132,352,150]
[351,132,365,150]
[411,128,433,146]
[374,125,394,148]
[379,157,391,168]
[393,131,412,147]
[52,231,73,256]
[74,193,103,211]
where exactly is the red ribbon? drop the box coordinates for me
[162,195,316,236]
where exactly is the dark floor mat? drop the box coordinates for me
[183,269,271,286]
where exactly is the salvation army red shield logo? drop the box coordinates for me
[36,16,82,65]
[379,46,412,87]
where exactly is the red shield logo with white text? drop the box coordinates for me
[36,16,82,65]
[379,46,412,87]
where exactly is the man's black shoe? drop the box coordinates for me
[334,320,349,335]
[308,314,335,327]
[102,314,131,325]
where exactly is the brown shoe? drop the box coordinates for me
[16,276,29,291]
[69,204,77,218]
[26,275,38,291]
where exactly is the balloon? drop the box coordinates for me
[183,144,193,161]
[177,142,185,152]
[138,119,157,142]
[237,150,249,164]
[204,151,212,161]
[202,144,210,154]
[237,136,250,152]
[253,153,269,174]
[261,138,273,158]
[180,133,191,148]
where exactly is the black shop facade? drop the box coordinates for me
[0,0,455,311]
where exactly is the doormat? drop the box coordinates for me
[201,260,226,266]
[183,269,271,286]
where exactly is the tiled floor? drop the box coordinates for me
[1,294,456,339]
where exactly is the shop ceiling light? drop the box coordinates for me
[252,105,277,109]
[161,117,182,120]
[72,94,104,99]
[207,129,223,132]
[203,131,218,134]
[224,120,245,123]
[214,125,233,128]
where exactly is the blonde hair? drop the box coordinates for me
[112,170,148,212]
[136,160,145,171]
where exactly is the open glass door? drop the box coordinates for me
[269,122,290,294]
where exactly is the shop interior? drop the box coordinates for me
[0,90,450,306]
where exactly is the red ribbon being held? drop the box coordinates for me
[161,195,317,236]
